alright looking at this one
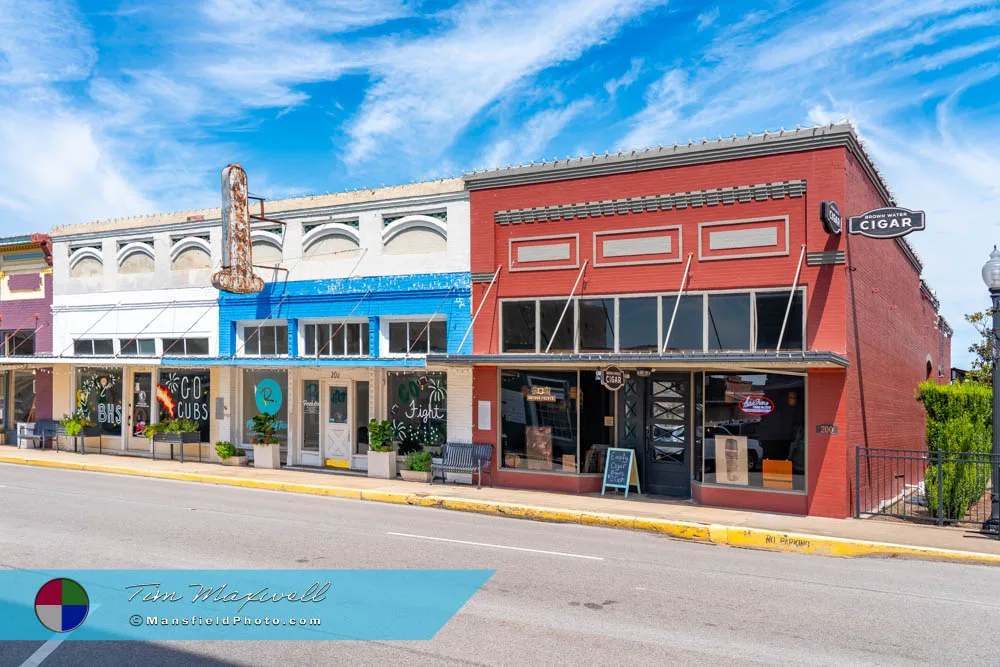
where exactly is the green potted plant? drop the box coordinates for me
[58,413,95,451]
[251,413,281,469]
[144,418,201,459]
[215,440,247,467]
[400,450,432,483]
[367,419,396,479]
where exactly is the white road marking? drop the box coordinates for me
[20,604,100,667]
[387,532,604,560]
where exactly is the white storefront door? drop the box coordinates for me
[323,381,352,468]
[299,379,322,466]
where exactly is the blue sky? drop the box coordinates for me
[1,0,998,365]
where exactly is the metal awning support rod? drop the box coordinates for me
[316,290,372,357]
[116,301,175,357]
[59,303,121,356]
[407,288,456,356]
[661,253,694,354]
[544,260,588,354]
[162,304,218,356]
[776,244,807,354]
[457,265,501,354]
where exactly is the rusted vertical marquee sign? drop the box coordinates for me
[212,163,265,294]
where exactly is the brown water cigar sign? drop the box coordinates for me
[847,206,926,239]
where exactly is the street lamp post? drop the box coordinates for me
[981,247,1000,532]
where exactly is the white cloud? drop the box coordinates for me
[481,99,594,168]
[345,0,664,164]
[696,7,720,31]
[0,0,94,86]
[604,57,645,97]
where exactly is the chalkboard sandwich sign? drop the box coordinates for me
[601,447,641,498]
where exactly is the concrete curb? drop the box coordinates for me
[3,454,998,566]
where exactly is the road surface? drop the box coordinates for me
[1,463,999,666]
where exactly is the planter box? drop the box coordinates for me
[400,469,432,483]
[221,456,249,467]
[367,450,397,479]
[254,443,281,469]
[152,432,201,445]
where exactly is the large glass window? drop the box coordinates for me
[386,372,447,454]
[156,370,210,441]
[707,294,751,350]
[0,370,8,432]
[75,367,123,435]
[242,369,288,445]
[120,338,156,356]
[304,322,369,356]
[2,331,35,356]
[500,370,578,471]
[578,299,615,352]
[540,301,574,353]
[242,325,287,356]
[385,321,446,355]
[163,338,209,356]
[699,373,806,491]
[755,291,804,351]
[618,297,658,352]
[661,295,704,351]
[502,301,536,352]
[12,371,36,422]
[74,339,114,356]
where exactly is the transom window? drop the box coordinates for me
[1,331,35,356]
[241,324,288,356]
[501,289,805,354]
[304,322,370,356]
[386,319,447,355]
[73,339,114,356]
[162,338,210,356]
[119,338,156,356]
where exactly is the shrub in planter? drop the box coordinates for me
[59,413,94,437]
[144,418,200,442]
[400,450,433,482]
[251,413,281,469]
[215,441,247,466]
[367,419,396,479]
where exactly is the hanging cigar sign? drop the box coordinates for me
[847,206,926,239]
[211,163,264,294]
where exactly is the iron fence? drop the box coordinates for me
[856,446,1000,535]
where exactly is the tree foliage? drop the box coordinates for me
[964,309,993,385]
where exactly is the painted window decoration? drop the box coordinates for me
[132,372,152,437]
[302,380,320,453]
[386,372,447,454]
[0,331,35,356]
[698,373,806,491]
[76,368,123,436]
[242,369,288,446]
[329,385,348,424]
[156,371,210,442]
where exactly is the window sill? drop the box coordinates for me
[692,480,807,496]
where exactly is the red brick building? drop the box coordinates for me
[430,123,950,518]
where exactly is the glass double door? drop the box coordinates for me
[618,372,691,497]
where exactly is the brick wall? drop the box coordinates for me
[843,151,951,516]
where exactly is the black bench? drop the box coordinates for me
[431,442,494,489]
[19,420,58,449]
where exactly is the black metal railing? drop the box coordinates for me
[856,446,1000,535]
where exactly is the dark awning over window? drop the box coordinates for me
[425,351,849,370]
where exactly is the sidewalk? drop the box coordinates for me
[3,447,999,566]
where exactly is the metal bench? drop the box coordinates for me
[18,420,58,449]
[431,442,494,489]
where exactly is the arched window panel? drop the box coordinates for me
[302,224,361,262]
[382,216,447,256]
[69,248,104,279]
[170,237,213,271]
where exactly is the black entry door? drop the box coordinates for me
[617,373,691,497]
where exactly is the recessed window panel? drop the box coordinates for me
[389,322,408,354]
[540,300,574,353]
[502,301,536,352]
[756,291,804,351]
[661,295,704,351]
[429,320,447,353]
[578,298,615,352]
[618,297,658,352]
[408,322,427,353]
[707,294,751,350]
[93,339,114,356]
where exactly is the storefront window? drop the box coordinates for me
[302,380,320,452]
[387,372,447,454]
[501,301,536,352]
[540,301,574,353]
[354,381,370,455]
[707,294,751,350]
[755,291,804,351]
[699,373,805,491]
[76,367,123,435]
[132,372,152,437]
[12,371,36,422]
[578,299,615,352]
[0,370,7,432]
[242,369,288,445]
[618,297,658,352]
[157,370,210,441]
[500,370,578,471]
[661,295,704,351]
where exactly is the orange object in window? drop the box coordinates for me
[762,459,793,489]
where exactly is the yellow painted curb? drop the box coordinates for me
[3,454,999,566]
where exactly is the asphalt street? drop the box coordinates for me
[1,463,999,666]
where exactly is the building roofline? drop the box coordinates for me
[463,122,894,205]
